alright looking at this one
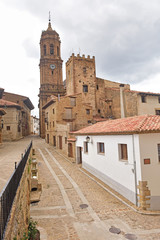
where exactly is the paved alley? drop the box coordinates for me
[1,136,160,239]
[31,136,160,240]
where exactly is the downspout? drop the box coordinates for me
[132,134,138,206]
[119,84,125,118]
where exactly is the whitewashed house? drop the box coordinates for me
[74,115,160,210]
[31,116,39,135]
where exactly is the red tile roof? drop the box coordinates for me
[73,115,160,135]
[0,99,21,109]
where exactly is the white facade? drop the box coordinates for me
[76,133,160,210]
[31,116,39,135]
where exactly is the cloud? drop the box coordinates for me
[1,0,160,116]
[22,38,39,58]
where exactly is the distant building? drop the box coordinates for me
[0,108,6,144]
[0,99,22,141]
[0,88,34,141]
[74,115,160,210]
[4,91,34,136]
[31,116,39,135]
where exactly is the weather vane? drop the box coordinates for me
[49,11,51,23]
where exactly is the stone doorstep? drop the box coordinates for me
[30,190,41,203]
[30,184,42,203]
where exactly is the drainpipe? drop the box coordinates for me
[132,134,138,206]
[119,84,125,118]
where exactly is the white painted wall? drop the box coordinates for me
[137,95,160,115]
[76,134,142,204]
[139,133,160,195]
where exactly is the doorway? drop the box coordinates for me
[53,136,56,146]
[68,143,73,158]
[47,134,49,144]
[59,136,62,149]
[77,147,82,164]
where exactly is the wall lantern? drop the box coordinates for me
[86,136,90,142]
[1,119,3,129]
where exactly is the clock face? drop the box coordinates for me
[50,64,56,70]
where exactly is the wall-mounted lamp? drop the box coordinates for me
[1,119,3,129]
[86,136,90,142]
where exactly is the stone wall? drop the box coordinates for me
[3,149,32,240]
[66,54,96,113]
[2,108,22,141]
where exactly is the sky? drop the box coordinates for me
[1,0,160,117]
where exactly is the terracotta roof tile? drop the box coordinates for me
[0,99,21,109]
[74,115,160,135]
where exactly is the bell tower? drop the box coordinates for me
[39,16,65,138]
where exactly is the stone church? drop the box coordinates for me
[39,20,160,159]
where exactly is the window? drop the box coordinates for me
[52,70,53,75]
[86,109,90,114]
[83,85,88,93]
[53,109,55,114]
[6,126,10,131]
[97,142,105,154]
[96,85,99,90]
[53,121,54,127]
[98,109,101,113]
[141,95,146,103]
[50,44,54,55]
[83,67,86,73]
[65,137,67,144]
[57,46,59,56]
[144,158,150,164]
[64,108,72,120]
[157,144,160,162]
[119,144,128,161]
[158,97,160,103]
[70,97,76,106]
[84,141,88,153]
[156,110,160,115]
[44,45,46,55]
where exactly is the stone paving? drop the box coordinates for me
[1,136,160,239]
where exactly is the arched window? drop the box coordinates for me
[43,45,46,56]
[57,46,59,56]
[50,44,54,55]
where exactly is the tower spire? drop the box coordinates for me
[48,11,52,30]
[49,11,51,23]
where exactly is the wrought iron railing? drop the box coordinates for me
[0,141,32,240]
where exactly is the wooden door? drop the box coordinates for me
[59,136,62,149]
[68,143,73,157]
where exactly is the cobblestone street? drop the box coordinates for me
[1,136,160,239]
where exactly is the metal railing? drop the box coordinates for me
[0,141,32,240]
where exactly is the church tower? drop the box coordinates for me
[39,17,65,138]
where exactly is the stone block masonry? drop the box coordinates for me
[3,148,33,240]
